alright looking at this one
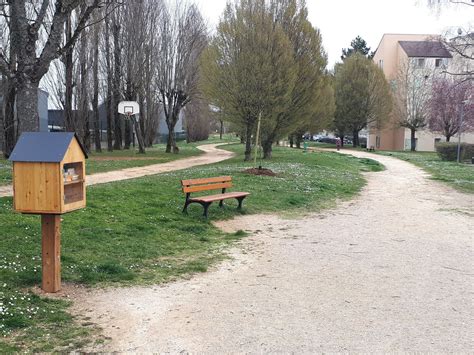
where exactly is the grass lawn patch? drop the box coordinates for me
[0,144,382,351]
[0,160,11,186]
[374,150,474,193]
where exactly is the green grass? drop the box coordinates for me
[0,160,11,186]
[374,150,474,193]
[0,143,382,352]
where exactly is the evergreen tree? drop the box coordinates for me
[341,35,374,60]
[334,53,392,146]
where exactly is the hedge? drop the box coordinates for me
[435,142,474,161]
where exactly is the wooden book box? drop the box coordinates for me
[9,132,88,214]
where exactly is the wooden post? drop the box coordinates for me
[41,214,61,293]
[254,111,262,168]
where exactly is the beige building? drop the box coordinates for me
[369,33,474,151]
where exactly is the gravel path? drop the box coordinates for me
[0,144,233,197]
[65,151,473,352]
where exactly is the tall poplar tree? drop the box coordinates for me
[201,0,296,161]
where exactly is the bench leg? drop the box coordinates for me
[236,196,246,210]
[202,202,212,218]
[219,200,224,208]
[183,201,190,214]
[183,193,191,214]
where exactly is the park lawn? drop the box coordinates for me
[0,140,204,187]
[375,150,474,193]
[0,144,382,352]
[0,160,11,186]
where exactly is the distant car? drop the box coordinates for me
[316,137,337,144]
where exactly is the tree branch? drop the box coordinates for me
[0,51,10,76]
[33,0,50,29]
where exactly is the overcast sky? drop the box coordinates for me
[193,0,473,68]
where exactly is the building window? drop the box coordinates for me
[416,58,425,68]
[378,59,384,69]
[435,58,448,68]
[434,138,441,145]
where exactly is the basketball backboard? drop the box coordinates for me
[118,101,139,116]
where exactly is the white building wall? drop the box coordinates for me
[403,128,474,151]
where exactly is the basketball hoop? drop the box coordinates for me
[118,101,139,119]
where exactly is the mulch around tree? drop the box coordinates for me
[243,167,278,177]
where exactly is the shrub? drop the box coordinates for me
[435,142,474,161]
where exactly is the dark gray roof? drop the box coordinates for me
[398,41,452,58]
[9,132,88,162]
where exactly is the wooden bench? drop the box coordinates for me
[181,176,250,218]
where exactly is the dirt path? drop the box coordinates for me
[66,151,472,352]
[0,144,234,197]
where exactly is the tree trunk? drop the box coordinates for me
[164,100,180,153]
[289,135,294,148]
[262,140,272,159]
[133,119,146,154]
[244,123,252,161]
[410,128,416,151]
[92,14,101,153]
[124,120,131,149]
[352,130,359,147]
[64,15,74,132]
[105,16,114,152]
[166,123,177,153]
[219,120,223,139]
[92,40,101,152]
[296,134,302,149]
[16,81,39,133]
[446,135,451,142]
[112,16,122,150]
[3,80,17,158]
[79,31,90,152]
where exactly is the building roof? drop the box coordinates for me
[9,132,88,162]
[48,106,107,128]
[398,41,452,58]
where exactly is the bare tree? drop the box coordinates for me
[120,0,163,153]
[428,78,474,141]
[104,9,114,151]
[0,1,113,157]
[92,10,102,152]
[426,0,474,12]
[394,59,432,151]
[425,0,473,82]
[185,97,210,142]
[112,6,123,150]
[156,1,207,153]
[0,1,122,157]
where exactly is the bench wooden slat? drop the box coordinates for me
[183,182,232,193]
[190,191,250,203]
[181,176,232,186]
